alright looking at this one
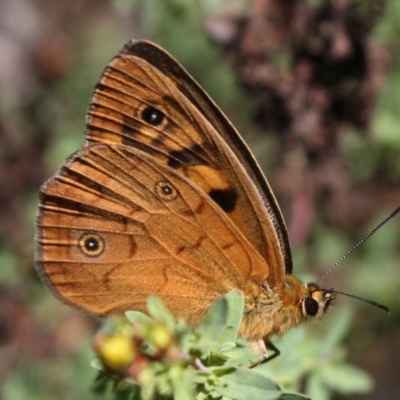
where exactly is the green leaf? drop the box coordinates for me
[217,339,258,367]
[196,290,245,352]
[196,295,230,346]
[218,290,244,343]
[204,350,229,366]
[125,311,154,325]
[170,366,196,400]
[320,307,352,354]
[279,393,311,400]
[90,359,104,371]
[321,364,374,394]
[305,372,330,400]
[146,296,176,328]
[211,366,281,400]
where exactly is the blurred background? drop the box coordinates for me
[1,0,399,399]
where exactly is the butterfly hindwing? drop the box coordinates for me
[35,144,270,322]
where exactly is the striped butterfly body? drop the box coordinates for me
[35,39,333,351]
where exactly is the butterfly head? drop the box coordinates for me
[302,283,335,319]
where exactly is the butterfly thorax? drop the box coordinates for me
[239,275,334,341]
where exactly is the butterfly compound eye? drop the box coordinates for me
[79,233,105,257]
[304,296,319,317]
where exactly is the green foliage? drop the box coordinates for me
[259,308,373,400]
[91,292,377,400]
[92,292,310,400]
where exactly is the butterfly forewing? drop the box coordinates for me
[85,40,292,290]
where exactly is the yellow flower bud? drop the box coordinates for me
[96,334,136,371]
[148,323,173,350]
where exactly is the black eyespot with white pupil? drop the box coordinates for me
[79,233,105,257]
[156,181,177,201]
[304,297,319,316]
[141,106,165,126]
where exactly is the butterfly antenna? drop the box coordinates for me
[320,288,390,313]
[316,206,400,284]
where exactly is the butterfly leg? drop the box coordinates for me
[249,339,280,368]
[263,340,280,362]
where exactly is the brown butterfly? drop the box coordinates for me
[35,39,334,357]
